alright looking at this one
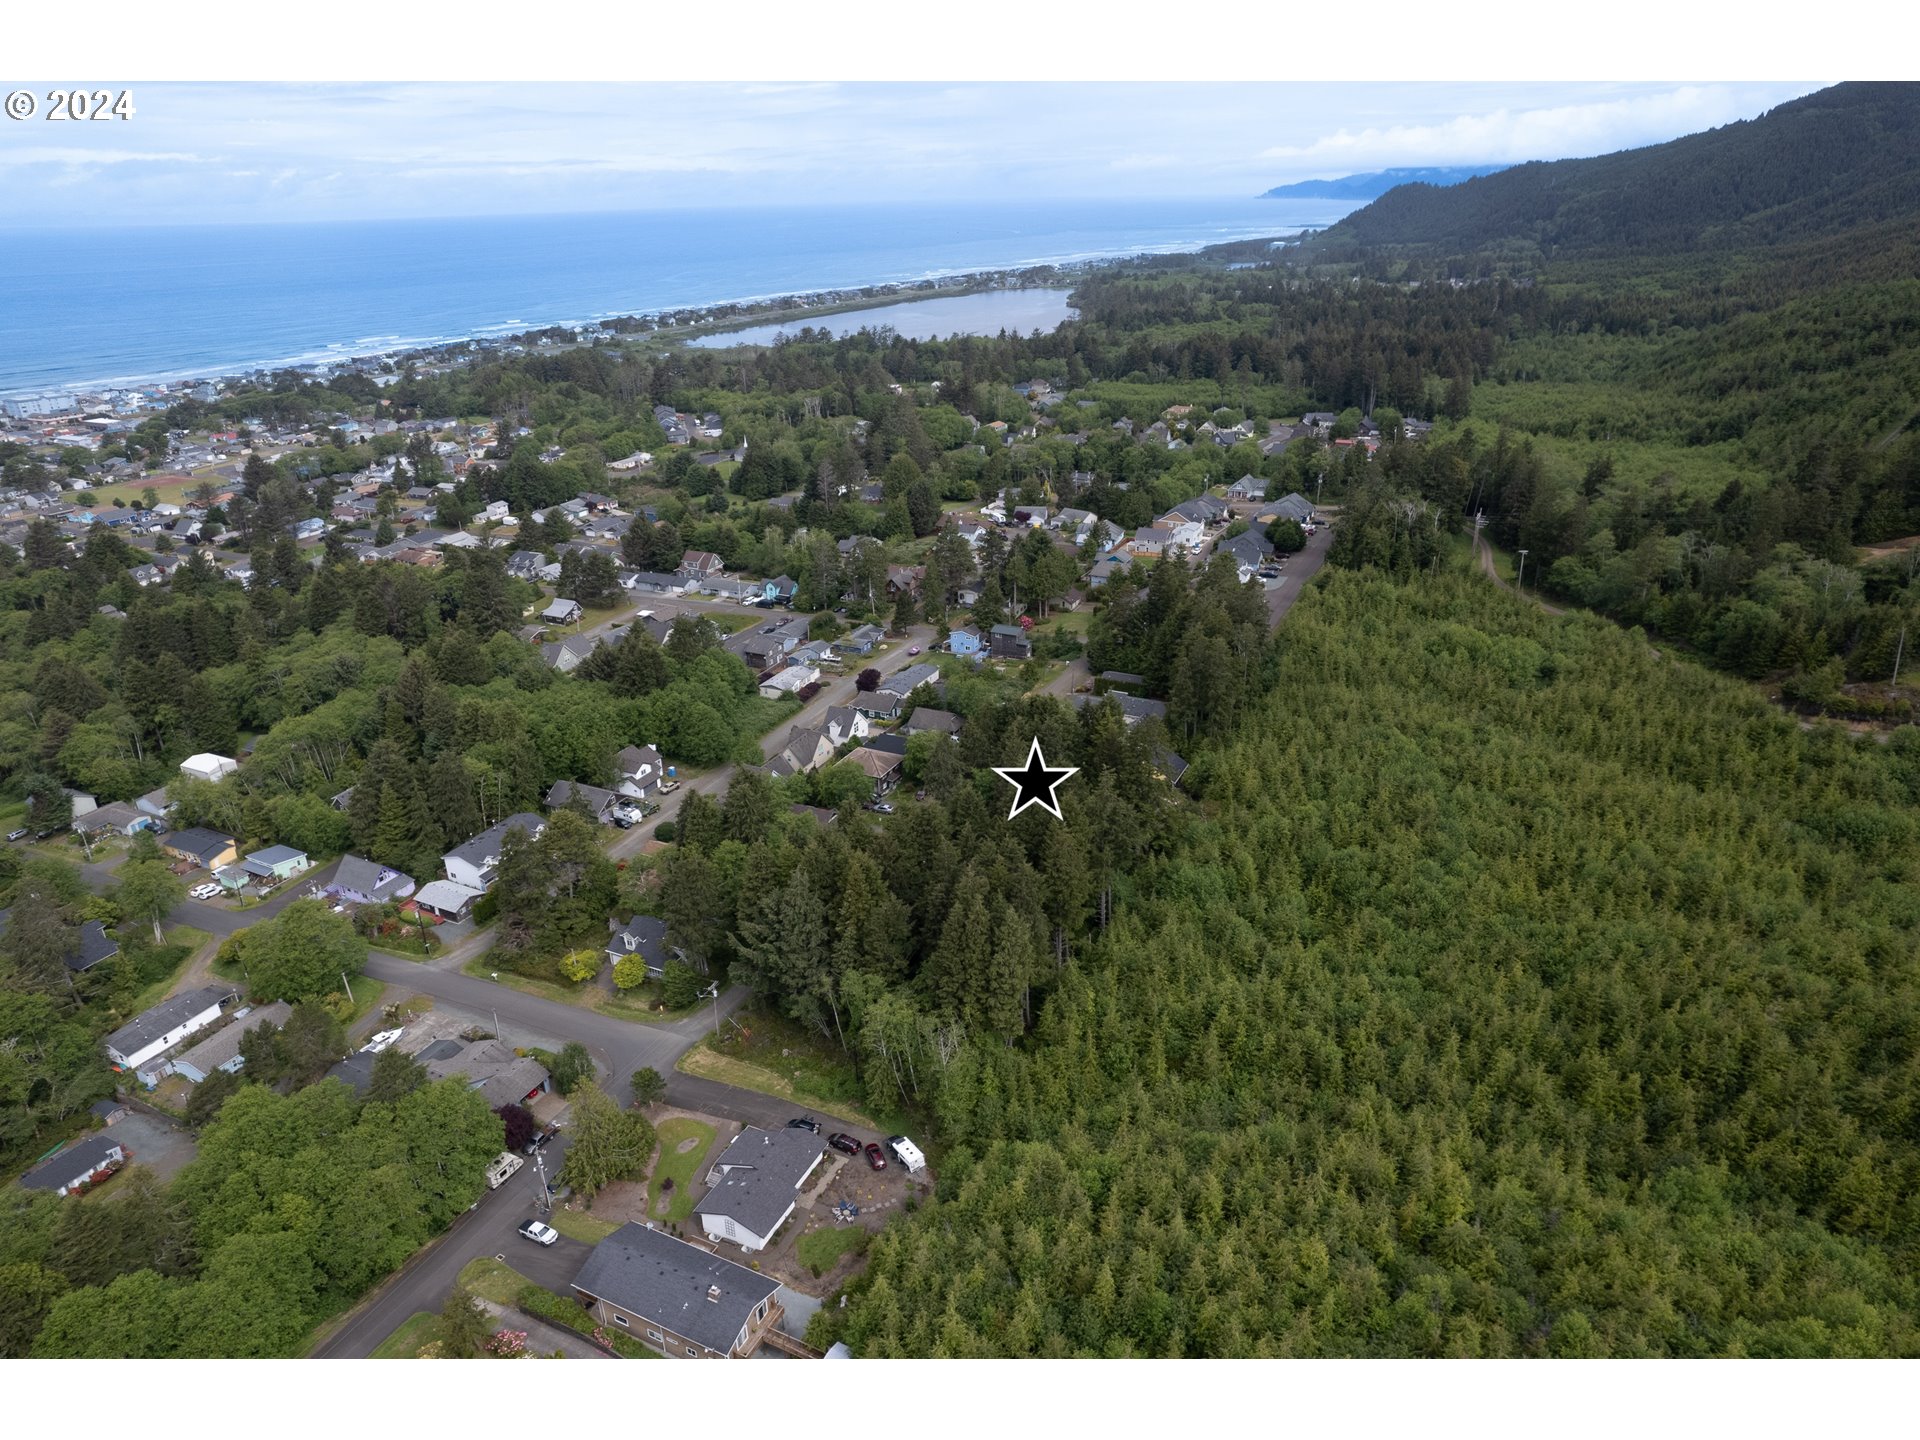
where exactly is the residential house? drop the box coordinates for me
[605,914,687,977]
[571,1222,784,1359]
[1131,526,1171,557]
[160,827,239,872]
[758,664,820,700]
[624,570,690,596]
[696,1126,827,1253]
[678,550,724,579]
[1096,670,1148,694]
[329,854,416,906]
[546,779,622,824]
[240,845,309,883]
[74,800,156,838]
[885,564,924,597]
[758,574,799,607]
[1088,552,1132,588]
[19,1134,128,1197]
[771,725,835,775]
[821,706,870,747]
[788,804,838,828]
[541,598,583,626]
[902,707,963,739]
[540,633,604,673]
[1070,692,1170,727]
[442,813,545,891]
[989,624,1032,660]
[506,550,550,581]
[104,984,239,1085]
[1269,492,1316,525]
[859,661,942,719]
[841,624,883,655]
[413,879,486,922]
[843,746,905,794]
[1227,474,1268,501]
[1162,495,1228,528]
[179,752,239,783]
[169,1001,293,1084]
[614,744,666,801]
[417,1035,550,1109]
[947,625,984,658]
[1218,528,1276,581]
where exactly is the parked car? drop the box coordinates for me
[865,802,894,815]
[5,828,28,842]
[525,1125,559,1155]
[906,645,921,655]
[863,1142,888,1171]
[827,1132,861,1156]
[787,1116,821,1134]
[657,779,679,795]
[518,1219,559,1246]
[611,813,635,829]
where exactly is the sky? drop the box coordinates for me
[0,81,1830,229]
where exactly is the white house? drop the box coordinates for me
[614,744,665,800]
[757,664,820,700]
[442,813,545,892]
[179,752,239,784]
[696,1126,826,1253]
[480,500,512,522]
[19,1134,128,1196]
[104,984,238,1085]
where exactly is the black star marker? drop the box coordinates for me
[992,737,1079,821]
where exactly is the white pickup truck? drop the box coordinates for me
[485,1151,525,1189]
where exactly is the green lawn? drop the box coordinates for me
[646,1117,718,1224]
[124,926,212,1015]
[796,1225,870,1275]
[677,1006,909,1133]
[547,1209,619,1244]
[371,1311,440,1359]
[460,957,700,1024]
[457,1255,531,1306]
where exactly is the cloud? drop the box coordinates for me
[0,147,207,167]
[1258,85,1805,168]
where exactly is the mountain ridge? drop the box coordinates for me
[1308,82,1920,260]
[1259,166,1509,201]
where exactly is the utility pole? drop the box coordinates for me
[532,1148,550,1213]
[340,971,354,1005]
[1516,548,1529,593]
[1891,624,1907,696]
[705,981,721,1038]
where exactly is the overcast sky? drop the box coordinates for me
[0,81,1828,228]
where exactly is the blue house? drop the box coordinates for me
[947,625,984,657]
[758,574,799,607]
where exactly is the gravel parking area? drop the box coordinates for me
[109,1108,199,1182]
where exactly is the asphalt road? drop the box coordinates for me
[605,620,938,859]
[1263,521,1336,628]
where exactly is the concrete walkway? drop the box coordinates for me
[478,1298,610,1360]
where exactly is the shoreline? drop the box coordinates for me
[3,225,1302,411]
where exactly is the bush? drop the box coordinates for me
[654,821,677,843]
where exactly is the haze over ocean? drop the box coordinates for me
[0,198,1353,398]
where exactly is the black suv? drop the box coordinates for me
[787,1116,822,1134]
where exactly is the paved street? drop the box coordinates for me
[606,620,938,858]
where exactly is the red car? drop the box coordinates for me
[827,1132,860,1156]
[863,1141,888,1171]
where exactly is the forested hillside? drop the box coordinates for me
[1314,83,1920,260]
[815,570,1920,1357]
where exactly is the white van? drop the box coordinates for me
[886,1135,927,1174]
[485,1151,524,1189]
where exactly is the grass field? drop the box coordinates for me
[796,1225,870,1275]
[457,1255,531,1306]
[124,926,212,1015]
[677,1041,882,1131]
[371,1312,440,1359]
[461,957,698,1024]
[68,472,204,508]
[646,1116,718,1224]
[546,1208,619,1244]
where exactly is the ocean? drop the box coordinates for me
[0,199,1355,399]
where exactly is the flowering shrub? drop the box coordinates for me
[486,1328,528,1358]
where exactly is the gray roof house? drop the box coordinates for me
[330,854,416,906]
[19,1133,128,1196]
[605,915,687,976]
[1269,492,1316,524]
[169,1001,293,1084]
[103,984,238,1077]
[546,779,622,824]
[421,1037,550,1109]
[571,1222,784,1359]
[902,707,963,738]
[696,1126,826,1252]
[442,813,545,891]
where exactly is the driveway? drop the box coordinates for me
[104,1107,198,1184]
[165,857,344,937]
[605,621,938,858]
